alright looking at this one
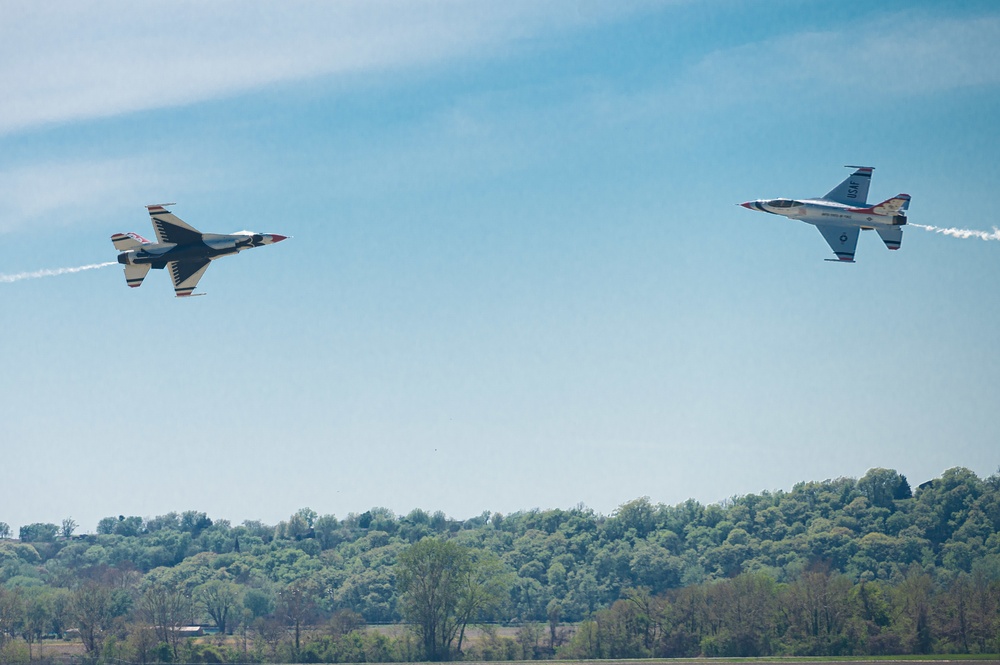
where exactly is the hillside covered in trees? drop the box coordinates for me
[1,466,999,663]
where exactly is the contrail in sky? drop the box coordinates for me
[910,223,1000,241]
[0,261,117,283]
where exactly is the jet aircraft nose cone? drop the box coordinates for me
[270,234,287,243]
[739,201,754,210]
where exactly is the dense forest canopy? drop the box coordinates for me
[1,466,999,663]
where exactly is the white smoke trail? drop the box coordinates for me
[0,261,117,283]
[910,223,1000,241]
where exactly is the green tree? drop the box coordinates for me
[453,550,513,654]
[858,468,912,509]
[705,573,779,657]
[96,516,117,535]
[60,518,77,539]
[314,514,341,549]
[893,565,934,654]
[18,523,58,543]
[396,538,470,660]
[609,497,657,539]
[113,515,144,537]
[281,509,314,540]
[562,618,601,659]
[966,563,1000,653]
[179,510,212,537]
[70,582,127,655]
[124,621,159,665]
[145,512,180,532]
[137,582,192,660]
[196,579,242,635]
[279,578,319,657]
[243,587,274,619]
[546,598,562,653]
[296,507,318,529]
[781,567,853,654]
[0,587,25,649]
[21,588,53,661]
[623,586,666,654]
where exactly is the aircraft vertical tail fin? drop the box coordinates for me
[111,232,151,251]
[862,193,910,215]
[823,166,873,205]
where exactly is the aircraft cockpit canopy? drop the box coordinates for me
[766,199,803,208]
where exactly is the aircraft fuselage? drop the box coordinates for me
[741,199,907,230]
[117,233,282,269]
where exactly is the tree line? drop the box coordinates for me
[0,466,998,663]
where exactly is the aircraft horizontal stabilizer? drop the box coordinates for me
[123,263,151,287]
[877,226,903,250]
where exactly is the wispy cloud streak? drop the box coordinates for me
[0,157,183,234]
[0,2,650,135]
[671,12,1000,109]
[0,262,116,283]
[910,223,1000,242]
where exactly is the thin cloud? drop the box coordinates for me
[673,12,1000,108]
[0,158,177,234]
[482,11,1000,135]
[0,1,659,135]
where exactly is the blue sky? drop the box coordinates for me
[2,0,999,533]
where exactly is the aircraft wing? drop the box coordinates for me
[816,225,860,262]
[147,205,203,245]
[168,260,211,297]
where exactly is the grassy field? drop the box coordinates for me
[14,634,1000,664]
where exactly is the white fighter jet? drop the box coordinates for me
[739,166,910,262]
[112,204,286,297]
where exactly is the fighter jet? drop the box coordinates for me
[112,204,287,297]
[739,166,910,262]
